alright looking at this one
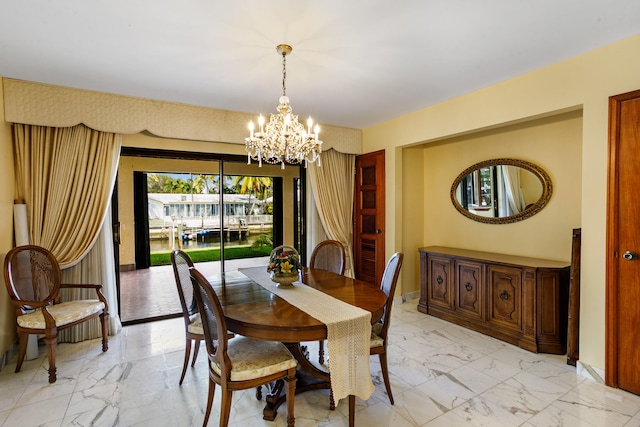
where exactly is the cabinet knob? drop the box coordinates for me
[465,282,472,291]
[499,290,510,301]
[436,276,443,285]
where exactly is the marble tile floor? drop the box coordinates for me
[1,299,640,427]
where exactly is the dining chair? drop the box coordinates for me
[369,252,404,405]
[190,267,297,427]
[309,239,346,364]
[3,245,109,383]
[171,249,204,385]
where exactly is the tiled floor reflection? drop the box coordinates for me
[119,257,269,323]
[2,299,640,426]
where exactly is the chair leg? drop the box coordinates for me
[179,338,192,385]
[202,378,215,427]
[99,311,109,352]
[318,339,325,364]
[348,395,355,427]
[44,332,58,383]
[219,389,233,427]
[14,333,28,373]
[285,368,297,427]
[378,352,394,405]
[191,339,200,366]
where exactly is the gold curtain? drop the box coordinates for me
[308,148,356,276]
[13,123,121,267]
[12,123,122,342]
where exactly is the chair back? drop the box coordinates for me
[171,250,197,321]
[378,252,404,341]
[4,245,61,314]
[309,240,346,275]
[190,268,231,378]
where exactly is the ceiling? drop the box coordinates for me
[1,1,639,130]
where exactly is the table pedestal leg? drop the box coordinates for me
[261,343,332,421]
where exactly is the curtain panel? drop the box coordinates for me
[13,123,121,267]
[12,123,122,341]
[308,149,356,276]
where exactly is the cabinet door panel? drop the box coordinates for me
[428,256,454,311]
[456,261,483,320]
[487,265,522,331]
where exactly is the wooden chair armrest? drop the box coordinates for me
[59,284,109,310]
[60,284,103,289]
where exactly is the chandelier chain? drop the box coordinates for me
[282,51,287,97]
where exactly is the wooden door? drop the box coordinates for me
[606,90,640,395]
[354,150,385,286]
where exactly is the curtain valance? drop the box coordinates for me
[3,78,362,154]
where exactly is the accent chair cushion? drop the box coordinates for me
[17,300,105,329]
[187,313,204,335]
[369,321,384,348]
[210,336,296,381]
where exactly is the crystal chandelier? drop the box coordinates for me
[245,44,322,169]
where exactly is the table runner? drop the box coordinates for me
[240,267,374,403]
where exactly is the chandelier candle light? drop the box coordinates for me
[245,44,322,169]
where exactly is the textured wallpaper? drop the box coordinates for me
[3,78,361,154]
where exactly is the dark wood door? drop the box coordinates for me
[354,150,385,286]
[606,90,640,395]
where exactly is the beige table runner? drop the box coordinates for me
[240,267,374,403]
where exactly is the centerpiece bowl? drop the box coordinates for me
[267,245,301,287]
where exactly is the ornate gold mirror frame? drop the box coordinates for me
[450,158,553,224]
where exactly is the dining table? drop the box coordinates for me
[207,266,387,426]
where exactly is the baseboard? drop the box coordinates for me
[0,343,17,373]
[401,290,419,303]
[577,361,605,384]
[120,264,136,272]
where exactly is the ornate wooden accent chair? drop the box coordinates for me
[190,267,297,427]
[309,239,346,364]
[3,245,109,383]
[369,252,404,404]
[171,249,205,385]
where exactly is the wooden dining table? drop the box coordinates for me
[208,267,387,425]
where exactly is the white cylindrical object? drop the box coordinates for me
[14,204,38,360]
[13,204,29,246]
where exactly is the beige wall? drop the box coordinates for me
[118,132,299,267]
[0,80,16,356]
[364,33,640,375]
[400,111,582,309]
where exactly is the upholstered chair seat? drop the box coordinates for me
[210,335,297,382]
[17,300,105,329]
[187,312,204,335]
[369,321,384,348]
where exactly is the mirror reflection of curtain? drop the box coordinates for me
[12,123,122,341]
[307,149,356,277]
[501,165,525,215]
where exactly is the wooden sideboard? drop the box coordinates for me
[418,246,570,354]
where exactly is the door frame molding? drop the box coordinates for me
[605,89,640,387]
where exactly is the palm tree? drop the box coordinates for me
[231,176,272,216]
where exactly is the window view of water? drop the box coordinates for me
[149,229,271,253]
[146,172,275,255]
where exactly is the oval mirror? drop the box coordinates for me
[450,158,552,224]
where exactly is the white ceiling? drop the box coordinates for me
[1,1,639,129]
